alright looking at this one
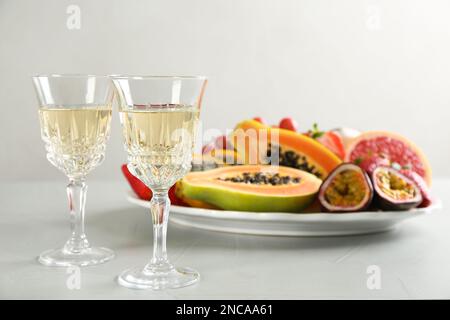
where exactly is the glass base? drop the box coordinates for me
[118,265,200,290]
[38,247,115,267]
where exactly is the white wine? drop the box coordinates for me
[39,106,112,178]
[120,105,199,189]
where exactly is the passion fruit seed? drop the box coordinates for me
[375,170,417,201]
[218,172,301,186]
[267,144,322,178]
[324,170,367,207]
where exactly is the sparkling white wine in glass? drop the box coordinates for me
[113,75,207,290]
[39,106,112,178]
[120,105,199,189]
[33,75,115,267]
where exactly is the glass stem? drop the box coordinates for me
[146,190,172,272]
[64,179,90,254]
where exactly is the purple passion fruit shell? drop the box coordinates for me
[372,166,422,210]
[318,163,373,212]
[399,169,432,208]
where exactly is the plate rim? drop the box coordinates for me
[168,216,399,236]
[126,191,441,222]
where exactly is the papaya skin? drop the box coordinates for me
[177,165,322,213]
[174,182,219,209]
[180,197,220,210]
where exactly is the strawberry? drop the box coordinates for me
[317,131,346,160]
[331,127,360,149]
[279,117,298,132]
[214,135,233,150]
[305,123,346,159]
[253,117,266,124]
[202,135,233,154]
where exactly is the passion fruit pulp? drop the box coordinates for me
[372,166,422,210]
[318,163,373,212]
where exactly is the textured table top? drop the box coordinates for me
[0,179,448,299]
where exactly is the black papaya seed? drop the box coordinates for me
[218,172,301,185]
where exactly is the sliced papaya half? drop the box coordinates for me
[231,119,342,179]
[177,165,322,212]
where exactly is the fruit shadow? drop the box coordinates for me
[87,205,420,253]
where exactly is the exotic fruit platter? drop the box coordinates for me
[125,117,441,236]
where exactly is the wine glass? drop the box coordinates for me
[32,74,115,266]
[112,75,207,290]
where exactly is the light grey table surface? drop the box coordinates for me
[0,179,448,300]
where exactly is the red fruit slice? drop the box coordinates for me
[346,131,432,186]
[121,164,186,205]
[317,131,346,160]
[279,117,298,132]
[121,164,151,200]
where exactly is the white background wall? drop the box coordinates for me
[1,0,449,181]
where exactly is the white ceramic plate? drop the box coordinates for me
[127,192,442,237]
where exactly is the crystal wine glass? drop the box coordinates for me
[33,74,115,266]
[112,75,207,289]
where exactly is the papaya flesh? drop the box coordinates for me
[177,165,322,213]
[231,120,342,179]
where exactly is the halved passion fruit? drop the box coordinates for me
[318,163,373,212]
[372,166,422,210]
